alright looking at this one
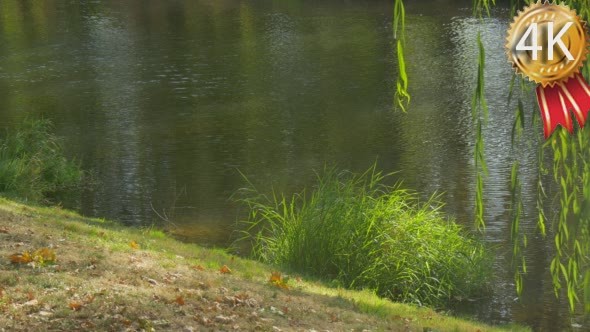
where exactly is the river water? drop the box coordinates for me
[0,0,586,330]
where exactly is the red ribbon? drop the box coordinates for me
[536,73,590,138]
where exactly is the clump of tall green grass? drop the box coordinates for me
[238,166,491,308]
[0,118,82,203]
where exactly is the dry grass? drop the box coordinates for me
[0,198,527,331]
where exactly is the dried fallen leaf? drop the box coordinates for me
[175,296,185,306]
[69,301,83,311]
[129,241,140,249]
[9,248,56,265]
[269,272,289,289]
[269,271,282,283]
[9,252,32,264]
[23,299,38,306]
[38,311,53,317]
[214,315,235,324]
[80,321,95,329]
[0,227,8,234]
[330,312,339,322]
[192,265,205,271]
[219,265,232,274]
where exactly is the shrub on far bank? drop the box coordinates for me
[238,165,492,308]
[0,118,82,203]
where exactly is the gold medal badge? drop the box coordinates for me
[506,2,590,138]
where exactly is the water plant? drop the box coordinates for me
[0,118,83,203]
[237,165,491,308]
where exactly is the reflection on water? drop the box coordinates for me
[0,0,585,330]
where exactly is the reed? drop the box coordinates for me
[0,118,82,203]
[237,165,491,308]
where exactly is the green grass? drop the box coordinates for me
[0,197,526,331]
[0,118,82,203]
[238,165,492,308]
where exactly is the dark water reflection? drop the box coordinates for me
[0,0,585,330]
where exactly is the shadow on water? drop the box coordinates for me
[0,0,586,330]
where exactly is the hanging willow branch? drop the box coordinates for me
[506,0,590,313]
[470,0,495,234]
[472,32,488,231]
[541,0,590,314]
[393,0,410,112]
[509,86,525,297]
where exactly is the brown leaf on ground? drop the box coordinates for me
[269,272,288,289]
[129,241,140,249]
[68,301,83,311]
[192,265,205,271]
[219,265,232,274]
[0,227,8,234]
[175,296,185,306]
[9,248,56,265]
[269,272,281,283]
[9,252,32,264]
[23,299,38,306]
[215,315,235,324]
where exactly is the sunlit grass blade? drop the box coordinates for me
[236,165,492,308]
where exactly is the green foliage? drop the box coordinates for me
[472,32,488,231]
[237,165,492,308]
[543,126,590,312]
[508,74,534,298]
[0,118,82,203]
[562,0,590,21]
[393,0,410,112]
[505,0,590,313]
[473,0,496,17]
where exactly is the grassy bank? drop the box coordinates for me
[0,198,527,331]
